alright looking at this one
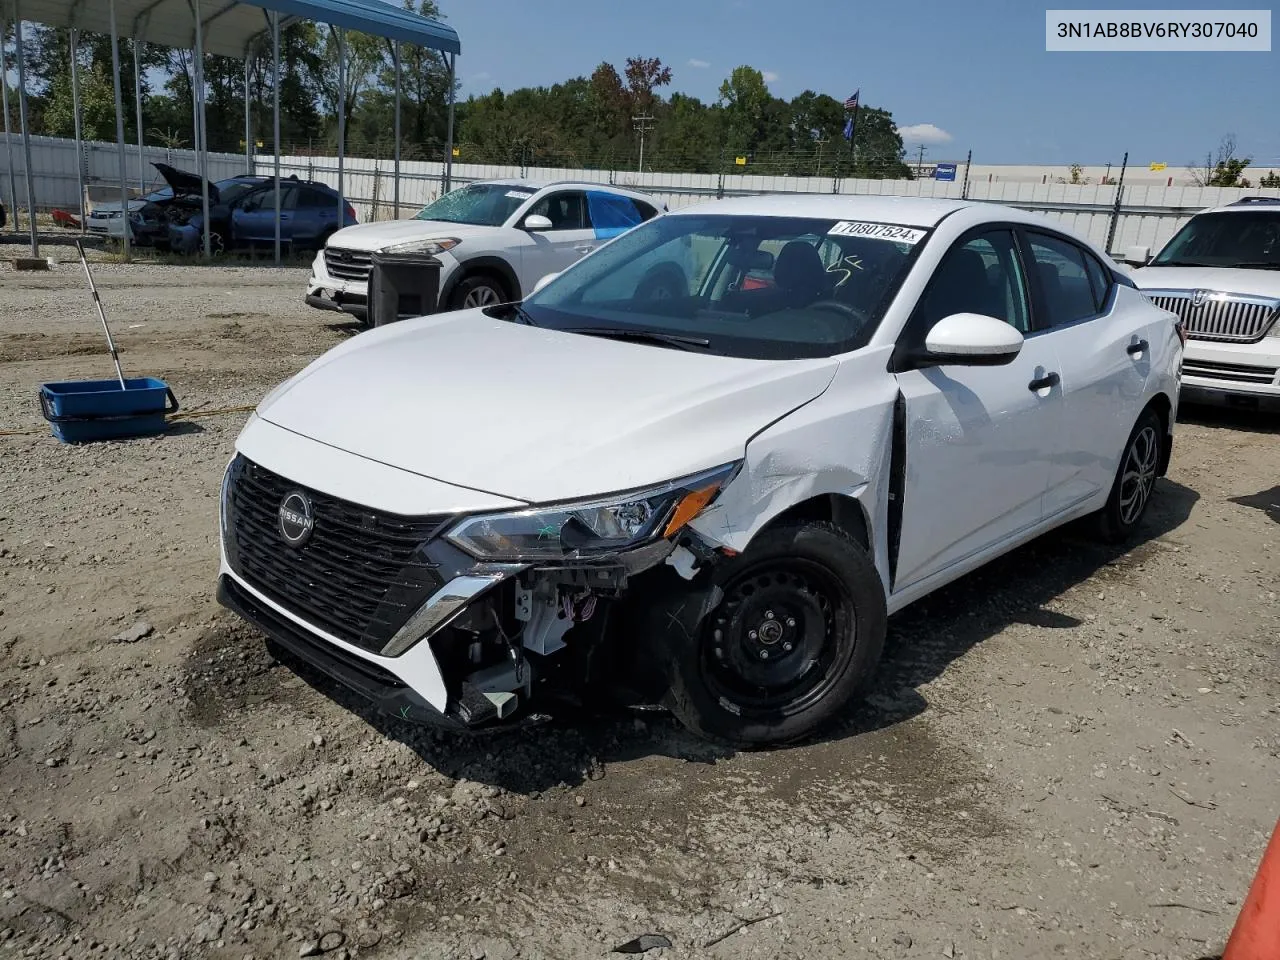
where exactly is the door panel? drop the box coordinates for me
[1023,232,1151,515]
[894,342,1064,590]
[233,185,297,243]
[891,226,1063,591]
[520,191,596,285]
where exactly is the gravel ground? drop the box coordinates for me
[1,253,1278,960]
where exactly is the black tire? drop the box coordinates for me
[447,273,510,311]
[635,263,688,301]
[662,521,887,747]
[1093,406,1163,544]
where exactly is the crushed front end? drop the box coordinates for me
[217,453,736,730]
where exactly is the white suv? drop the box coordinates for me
[306,179,665,321]
[1127,197,1280,409]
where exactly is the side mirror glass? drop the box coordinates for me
[922,313,1024,366]
[1123,244,1151,267]
[524,214,553,232]
[532,272,559,294]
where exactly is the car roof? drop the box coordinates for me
[1201,196,1280,214]
[668,193,1107,234]
[472,177,659,200]
[668,193,973,228]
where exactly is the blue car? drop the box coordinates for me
[169,175,357,254]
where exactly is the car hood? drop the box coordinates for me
[152,162,220,202]
[324,219,496,252]
[90,199,149,215]
[1130,265,1280,299]
[255,312,839,504]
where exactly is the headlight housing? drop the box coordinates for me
[445,463,740,561]
[379,237,461,256]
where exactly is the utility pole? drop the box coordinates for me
[916,144,927,177]
[815,137,828,177]
[632,114,654,173]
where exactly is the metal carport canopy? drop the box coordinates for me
[15,0,461,56]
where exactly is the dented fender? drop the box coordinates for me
[687,347,900,595]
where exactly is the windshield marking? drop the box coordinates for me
[828,221,927,244]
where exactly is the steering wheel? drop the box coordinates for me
[808,299,871,328]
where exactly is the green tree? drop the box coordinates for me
[1190,135,1252,188]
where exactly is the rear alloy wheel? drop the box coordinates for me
[663,521,886,747]
[1094,407,1162,543]
[449,274,508,310]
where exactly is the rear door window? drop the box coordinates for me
[1025,232,1104,329]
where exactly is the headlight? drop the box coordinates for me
[379,237,461,256]
[445,463,740,561]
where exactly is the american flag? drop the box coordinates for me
[844,90,860,112]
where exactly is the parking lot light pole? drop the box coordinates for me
[336,26,346,234]
[272,10,281,264]
[393,40,401,218]
[443,52,456,193]
[133,37,145,194]
[70,28,86,233]
[1,11,21,234]
[193,0,211,258]
[13,1,40,256]
[243,57,252,175]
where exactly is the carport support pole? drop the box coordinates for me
[393,40,400,218]
[133,39,145,194]
[271,10,281,264]
[443,53,456,193]
[1,13,20,234]
[243,57,251,175]
[12,3,39,256]
[193,0,211,258]
[336,27,346,232]
[70,29,86,233]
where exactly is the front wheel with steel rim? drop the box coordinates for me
[448,273,509,311]
[1094,406,1164,543]
[662,521,887,747]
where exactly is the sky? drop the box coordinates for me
[428,0,1278,168]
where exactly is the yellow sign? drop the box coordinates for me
[1149,162,1167,171]
[734,156,747,166]
[452,147,460,157]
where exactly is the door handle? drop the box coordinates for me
[574,244,594,254]
[1028,372,1060,392]
[1126,339,1149,356]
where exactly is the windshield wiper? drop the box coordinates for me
[563,327,711,351]
[509,303,539,326]
[1154,259,1216,267]
[1230,262,1280,271]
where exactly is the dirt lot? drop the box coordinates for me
[1,247,1278,960]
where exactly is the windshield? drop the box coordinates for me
[1152,211,1280,268]
[518,214,927,360]
[413,183,534,226]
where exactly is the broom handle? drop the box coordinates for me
[75,240,127,390]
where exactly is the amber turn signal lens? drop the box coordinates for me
[662,484,721,539]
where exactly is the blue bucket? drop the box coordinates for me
[38,377,179,443]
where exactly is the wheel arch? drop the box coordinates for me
[439,256,521,307]
[754,493,872,553]
[1144,391,1174,476]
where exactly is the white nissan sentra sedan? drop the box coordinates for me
[218,195,1183,747]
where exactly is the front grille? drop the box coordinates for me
[1182,359,1278,384]
[224,456,449,654]
[324,247,373,283]
[1147,291,1279,343]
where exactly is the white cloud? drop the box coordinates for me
[687,58,710,69]
[469,71,492,83]
[762,70,779,83]
[897,123,953,145]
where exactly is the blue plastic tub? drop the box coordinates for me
[39,377,179,443]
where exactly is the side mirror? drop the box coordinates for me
[524,214,553,232]
[1123,244,1151,267]
[532,272,559,294]
[921,313,1024,366]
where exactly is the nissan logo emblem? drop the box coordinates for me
[278,491,315,547]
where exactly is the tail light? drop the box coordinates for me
[1174,317,1188,346]
[344,203,356,220]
